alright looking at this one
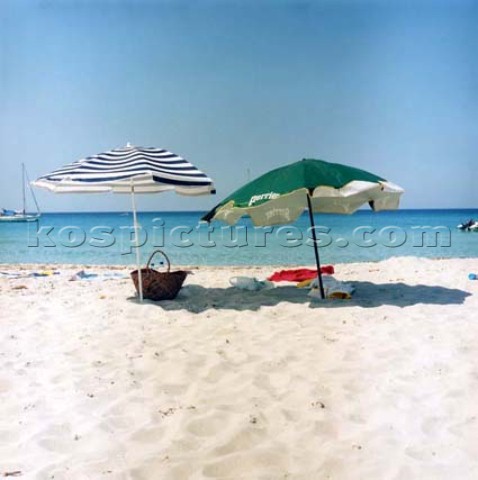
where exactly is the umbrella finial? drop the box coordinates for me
[126,142,133,148]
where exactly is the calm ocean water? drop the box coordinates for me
[0,209,477,266]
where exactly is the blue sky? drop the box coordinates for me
[1,0,476,212]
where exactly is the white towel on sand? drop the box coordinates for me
[308,276,355,299]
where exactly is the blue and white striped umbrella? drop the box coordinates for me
[33,143,215,302]
[33,144,215,195]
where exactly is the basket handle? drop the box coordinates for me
[146,249,171,272]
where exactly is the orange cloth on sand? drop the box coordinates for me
[268,266,334,282]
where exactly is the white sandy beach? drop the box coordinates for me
[1,256,478,479]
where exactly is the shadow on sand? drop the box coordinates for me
[310,281,471,310]
[131,282,471,313]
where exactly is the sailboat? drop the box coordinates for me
[0,164,41,222]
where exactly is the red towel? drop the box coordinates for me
[268,266,334,282]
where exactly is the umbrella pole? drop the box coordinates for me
[131,181,143,302]
[306,193,325,299]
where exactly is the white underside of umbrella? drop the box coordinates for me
[310,180,403,214]
[32,175,214,196]
[212,180,404,226]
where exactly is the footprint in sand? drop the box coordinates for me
[186,411,232,438]
[37,436,72,454]
[99,415,137,433]
[130,457,193,480]
[252,374,277,397]
[34,424,74,453]
[130,425,165,443]
[404,446,437,462]
[202,448,287,479]
[202,362,234,384]
[161,383,188,396]
[213,426,267,456]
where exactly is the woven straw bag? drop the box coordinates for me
[131,250,188,301]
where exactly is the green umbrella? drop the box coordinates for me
[202,158,404,298]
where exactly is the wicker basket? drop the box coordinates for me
[131,250,189,301]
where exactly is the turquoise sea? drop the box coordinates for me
[0,209,477,266]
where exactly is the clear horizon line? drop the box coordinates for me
[30,207,478,214]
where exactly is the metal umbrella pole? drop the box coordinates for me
[306,193,325,299]
[130,180,143,302]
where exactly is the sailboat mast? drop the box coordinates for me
[22,163,26,214]
[24,166,41,216]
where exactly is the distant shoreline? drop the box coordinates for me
[0,256,476,270]
[20,208,478,215]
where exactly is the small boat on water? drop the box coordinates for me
[457,219,478,231]
[0,164,41,223]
